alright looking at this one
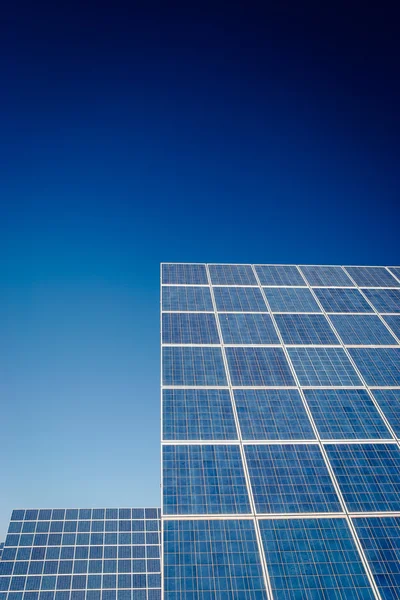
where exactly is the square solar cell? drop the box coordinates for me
[162,389,238,440]
[349,348,400,386]
[162,347,227,386]
[162,263,208,285]
[330,315,398,345]
[288,347,362,386]
[213,287,267,312]
[162,445,251,515]
[304,389,391,439]
[314,288,373,313]
[162,313,219,344]
[299,265,354,287]
[353,516,400,600]
[275,314,339,345]
[161,286,213,311]
[371,390,400,436]
[263,287,321,313]
[255,265,306,286]
[326,443,400,511]
[382,315,400,340]
[163,520,268,599]
[226,347,295,386]
[209,264,257,285]
[219,313,279,344]
[246,444,341,513]
[363,289,400,316]
[345,266,400,288]
[260,518,375,600]
[234,389,315,440]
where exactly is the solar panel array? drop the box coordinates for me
[0,509,161,600]
[161,264,400,599]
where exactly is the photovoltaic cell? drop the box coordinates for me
[219,313,279,344]
[371,390,400,436]
[382,315,400,339]
[255,265,305,286]
[263,287,321,313]
[161,286,213,311]
[234,389,315,440]
[353,516,400,600]
[162,313,219,344]
[363,289,400,315]
[209,264,257,286]
[304,389,391,439]
[314,288,373,313]
[163,520,267,599]
[299,265,354,287]
[162,347,227,386]
[162,389,237,440]
[226,347,295,386]
[246,444,341,513]
[345,267,400,288]
[326,443,400,512]
[213,287,267,312]
[349,348,400,386]
[162,264,208,285]
[388,267,400,281]
[330,314,397,345]
[162,445,250,515]
[288,347,362,386]
[275,313,339,345]
[260,518,375,600]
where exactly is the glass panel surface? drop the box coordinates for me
[345,267,400,288]
[162,347,227,386]
[162,286,213,312]
[213,287,267,312]
[162,313,219,344]
[330,314,397,345]
[219,313,279,344]
[288,347,362,386]
[255,265,305,286]
[299,265,353,287]
[349,348,400,386]
[264,287,321,313]
[275,314,339,345]
[226,347,295,386]
[209,264,257,285]
[162,264,208,285]
[314,288,373,313]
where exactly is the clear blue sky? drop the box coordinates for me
[1,3,399,540]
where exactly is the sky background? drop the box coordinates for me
[1,2,399,539]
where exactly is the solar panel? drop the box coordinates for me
[161,263,399,599]
[0,509,161,600]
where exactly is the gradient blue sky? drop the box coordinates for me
[1,3,399,539]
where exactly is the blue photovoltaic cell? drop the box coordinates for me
[0,509,161,599]
[162,313,219,344]
[162,347,227,386]
[213,287,267,312]
[299,265,354,287]
[161,286,213,311]
[345,266,400,288]
[388,267,400,280]
[314,288,373,313]
[245,444,341,513]
[330,315,398,345]
[275,314,339,345]
[326,443,400,512]
[234,389,315,440]
[363,289,400,313]
[263,287,321,313]
[219,313,279,345]
[163,520,267,599]
[162,445,250,515]
[349,348,400,386]
[162,264,208,285]
[382,315,400,340]
[371,390,400,436]
[226,347,295,386]
[353,516,400,600]
[288,347,362,386]
[209,264,257,285]
[162,389,237,440]
[255,265,305,286]
[260,518,375,600]
[304,389,391,439]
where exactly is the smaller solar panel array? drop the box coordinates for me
[161,264,400,599]
[0,509,161,600]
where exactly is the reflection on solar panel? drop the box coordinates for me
[161,263,400,599]
[0,509,161,600]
